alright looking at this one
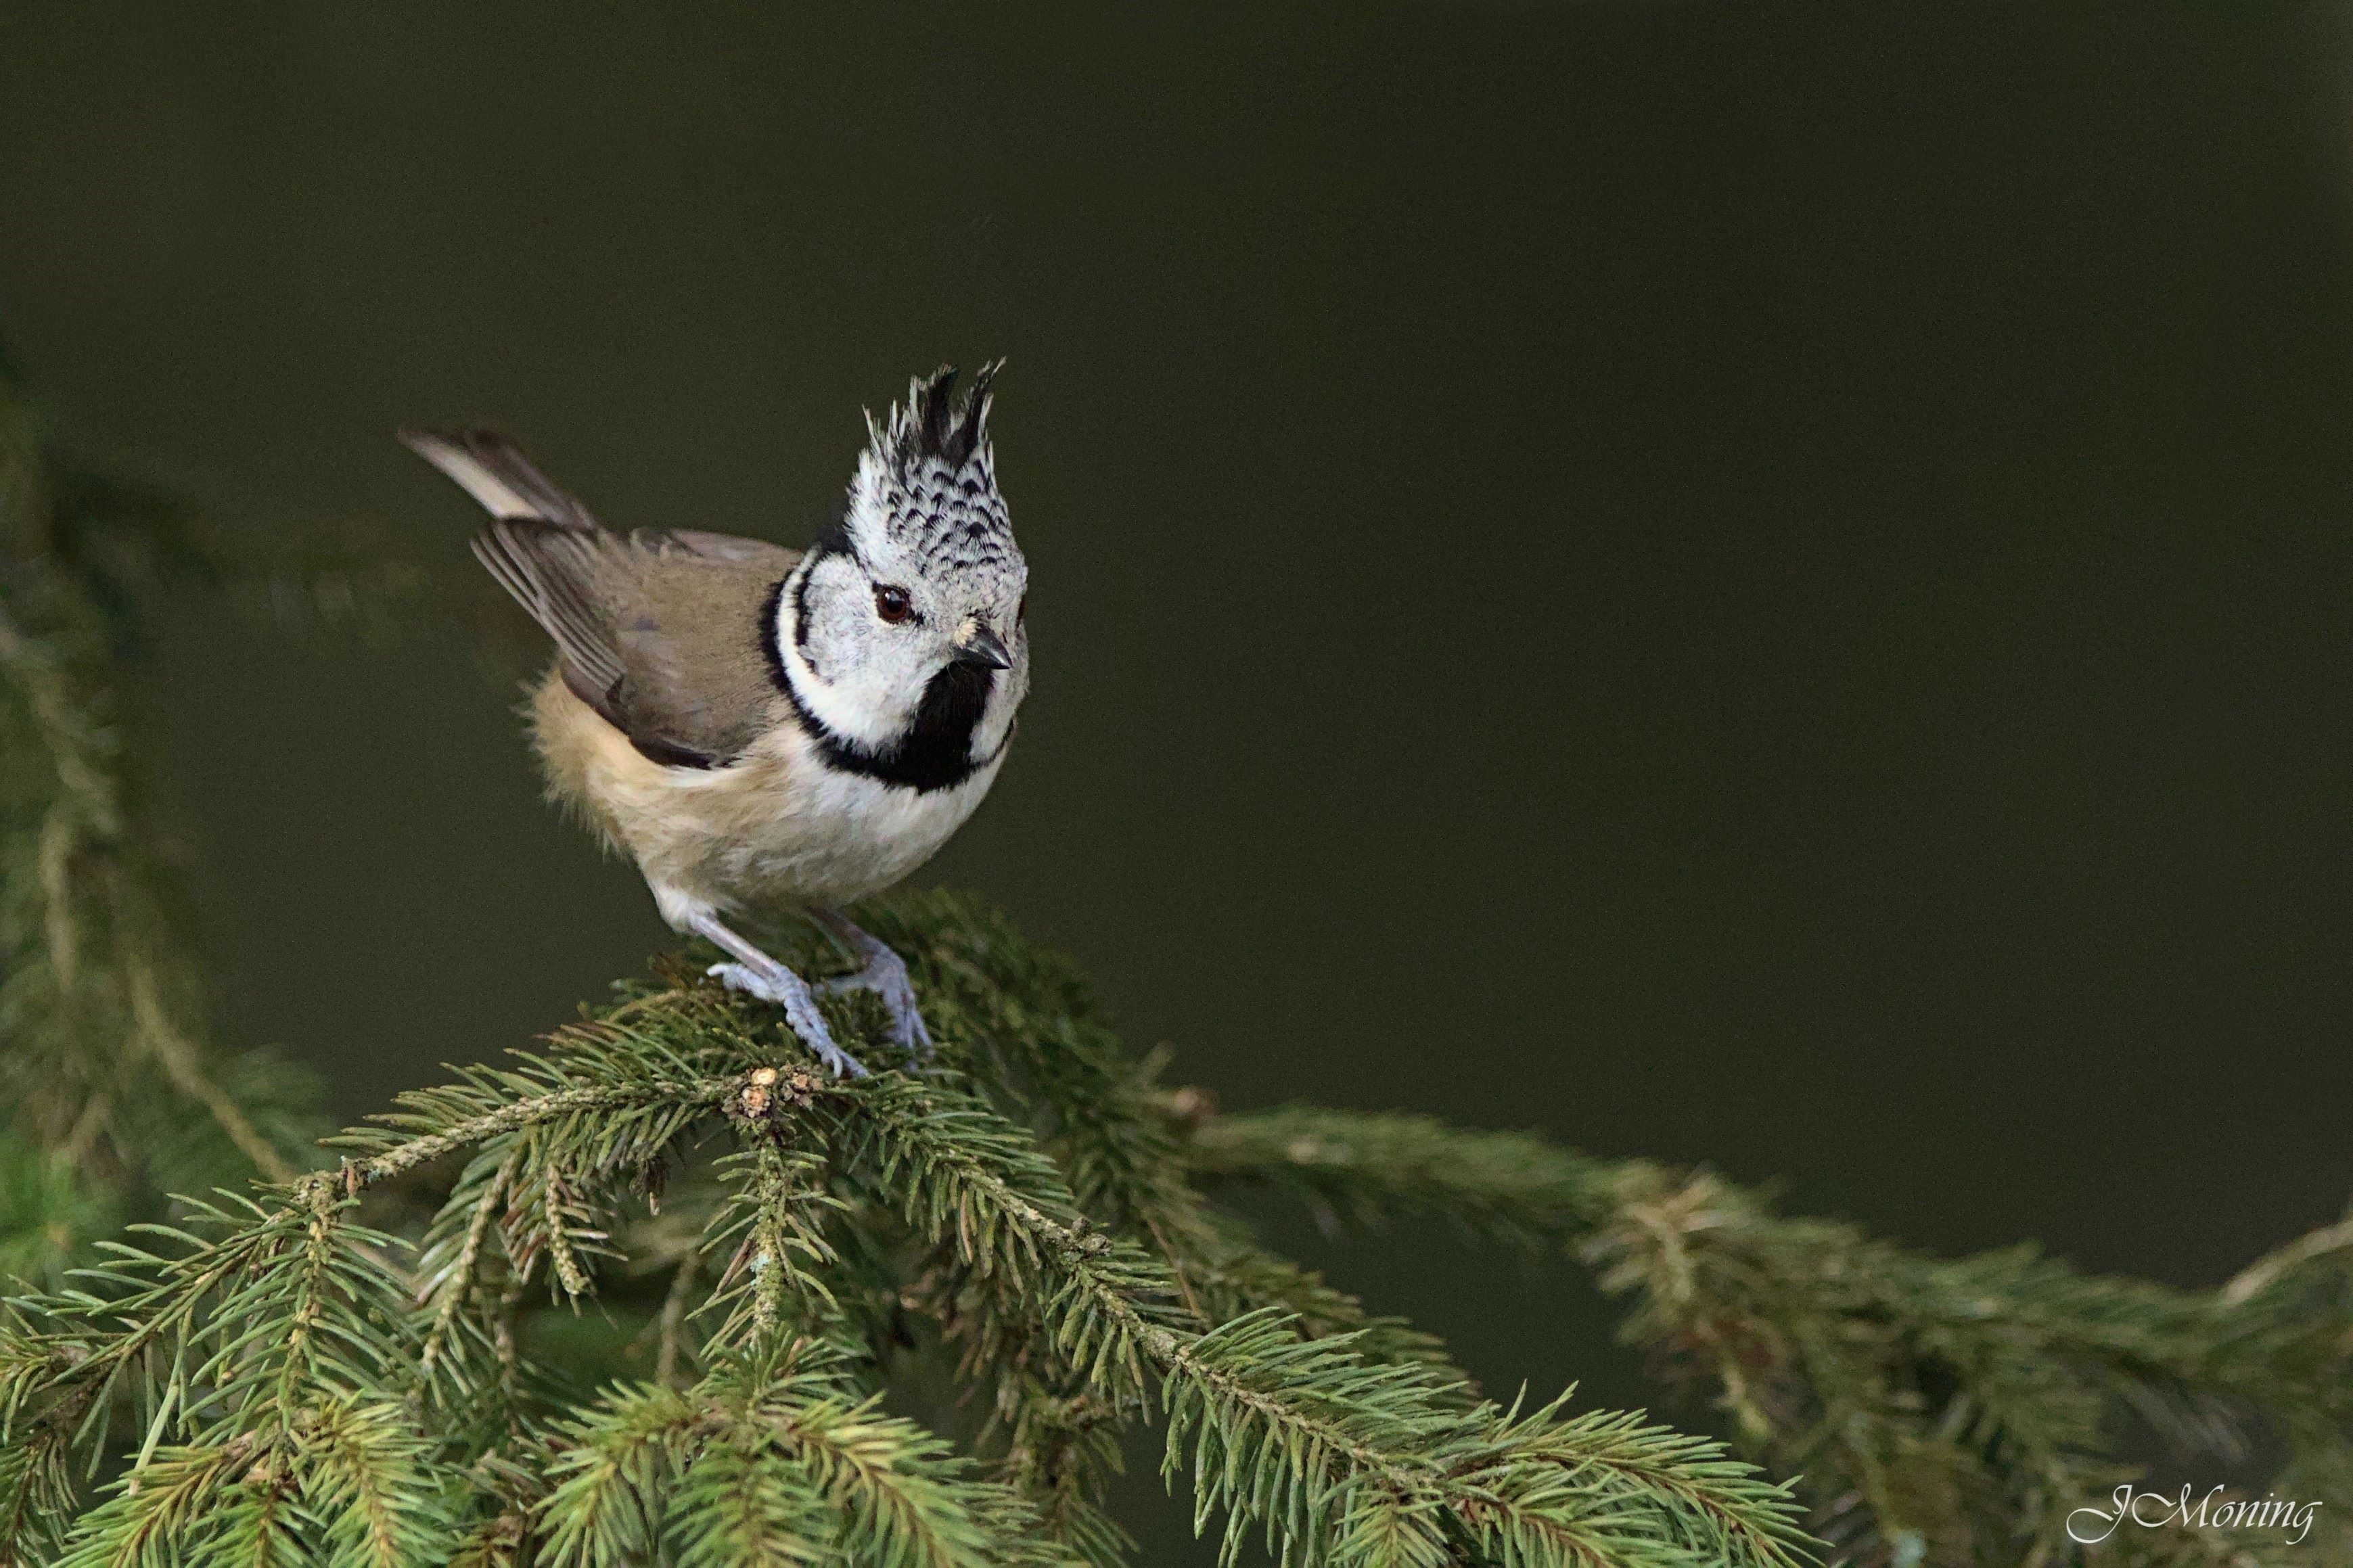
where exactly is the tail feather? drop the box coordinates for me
[399,428,601,532]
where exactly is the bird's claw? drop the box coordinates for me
[815,951,935,1058]
[707,962,870,1078]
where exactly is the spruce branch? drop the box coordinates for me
[849,1078,1809,1568]
[858,898,1218,1255]
[1187,1106,2353,1565]
[696,1136,844,1354]
[1184,1106,1612,1247]
[541,1339,1075,1568]
[12,893,2340,1565]
[4,1183,455,1566]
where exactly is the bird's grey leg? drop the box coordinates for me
[810,909,934,1058]
[686,909,869,1078]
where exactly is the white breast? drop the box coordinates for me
[710,738,1009,906]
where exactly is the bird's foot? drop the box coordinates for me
[707,961,870,1078]
[815,944,934,1058]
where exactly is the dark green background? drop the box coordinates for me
[4,0,2349,1527]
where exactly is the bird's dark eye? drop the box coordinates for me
[873,584,913,624]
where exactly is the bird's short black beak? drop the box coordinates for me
[953,624,1012,670]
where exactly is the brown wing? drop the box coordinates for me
[608,539,801,765]
[405,428,799,767]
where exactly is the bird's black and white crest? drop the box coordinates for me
[768,363,1030,789]
[829,365,1020,596]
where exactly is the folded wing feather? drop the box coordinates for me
[405,428,801,768]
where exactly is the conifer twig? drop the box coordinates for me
[1184,1104,2353,1563]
